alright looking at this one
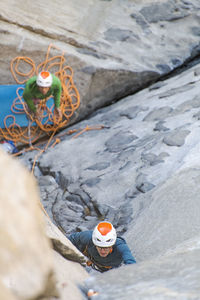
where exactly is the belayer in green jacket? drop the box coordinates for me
[23,71,62,122]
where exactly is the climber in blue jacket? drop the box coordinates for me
[68,221,136,272]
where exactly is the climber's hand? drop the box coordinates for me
[80,256,91,267]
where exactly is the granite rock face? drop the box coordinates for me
[1,0,200,123]
[2,0,200,299]
[20,62,200,298]
[0,149,88,300]
[0,150,56,300]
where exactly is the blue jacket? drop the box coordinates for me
[68,230,136,272]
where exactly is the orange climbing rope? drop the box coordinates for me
[0,44,106,176]
[0,44,80,146]
[0,44,107,223]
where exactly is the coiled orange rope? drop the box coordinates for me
[0,44,80,147]
[0,44,106,177]
[0,44,106,222]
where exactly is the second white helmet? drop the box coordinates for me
[36,71,53,87]
[92,222,117,247]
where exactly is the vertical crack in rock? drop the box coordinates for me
[38,163,132,235]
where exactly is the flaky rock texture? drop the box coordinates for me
[21,61,200,299]
[0,150,57,299]
[1,0,200,122]
[0,150,88,300]
[2,1,200,299]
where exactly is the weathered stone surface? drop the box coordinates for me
[0,150,57,300]
[52,250,88,300]
[89,233,200,299]
[2,1,200,299]
[127,168,200,261]
[143,106,173,121]
[45,215,87,265]
[0,150,89,300]
[45,220,89,300]
[163,129,190,146]
[0,281,18,300]
[1,0,200,123]
[89,168,200,299]
[139,1,190,23]
[20,61,200,299]
[22,62,200,236]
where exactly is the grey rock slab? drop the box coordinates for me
[18,49,200,300]
[163,129,190,147]
[154,121,170,132]
[3,1,200,298]
[173,95,200,114]
[149,81,166,91]
[86,162,111,171]
[2,0,200,125]
[193,110,200,119]
[126,168,200,261]
[158,84,195,99]
[84,168,200,299]
[143,107,173,122]
[89,237,200,299]
[20,63,200,222]
[105,131,138,153]
[104,28,139,42]
[141,152,164,166]
[139,1,190,23]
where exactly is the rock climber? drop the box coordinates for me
[68,221,136,272]
[23,71,62,122]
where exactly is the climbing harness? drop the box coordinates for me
[83,245,113,272]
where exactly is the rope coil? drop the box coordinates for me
[1,44,105,177]
[0,44,80,146]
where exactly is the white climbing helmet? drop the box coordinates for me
[36,71,53,87]
[92,221,117,247]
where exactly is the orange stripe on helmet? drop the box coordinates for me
[97,222,112,236]
[40,71,50,79]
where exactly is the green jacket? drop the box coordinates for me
[23,74,62,112]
